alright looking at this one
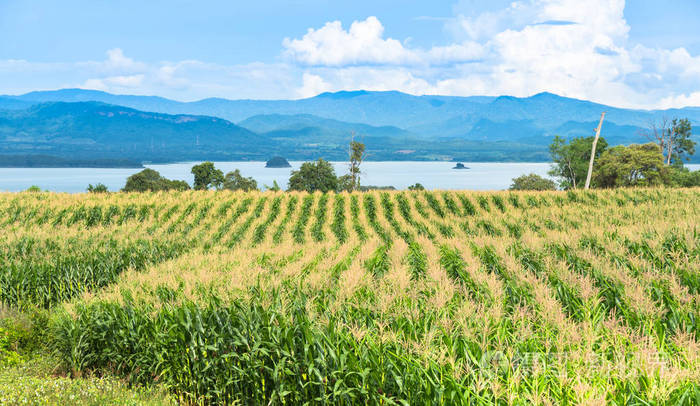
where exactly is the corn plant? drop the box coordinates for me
[491,195,506,213]
[212,197,253,243]
[252,196,282,245]
[456,194,477,216]
[395,193,434,240]
[476,195,490,212]
[363,194,391,245]
[439,245,490,304]
[330,195,348,244]
[380,193,412,242]
[365,245,390,278]
[273,195,298,245]
[441,193,461,216]
[405,241,427,280]
[423,192,445,218]
[0,237,184,308]
[311,193,329,243]
[349,194,367,242]
[227,197,266,247]
[292,195,314,244]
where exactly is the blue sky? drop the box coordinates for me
[2,0,700,108]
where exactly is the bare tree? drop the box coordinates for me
[348,132,365,191]
[641,117,672,164]
[641,117,695,165]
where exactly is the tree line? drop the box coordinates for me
[510,117,698,190]
[101,140,368,193]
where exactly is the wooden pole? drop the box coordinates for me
[349,131,356,190]
[584,112,606,189]
[666,125,674,165]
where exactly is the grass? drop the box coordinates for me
[0,357,173,405]
[0,188,698,404]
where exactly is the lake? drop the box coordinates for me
[1,162,698,193]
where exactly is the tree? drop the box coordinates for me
[348,139,365,191]
[593,143,669,188]
[264,180,282,191]
[191,161,224,190]
[407,183,425,191]
[168,180,191,191]
[87,183,108,193]
[642,118,696,165]
[549,135,608,189]
[509,174,556,191]
[222,169,258,191]
[668,118,695,165]
[288,159,338,192]
[122,168,190,192]
[337,174,354,192]
[642,118,671,163]
[667,166,700,187]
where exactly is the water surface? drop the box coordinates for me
[1,162,696,193]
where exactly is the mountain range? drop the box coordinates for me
[1,89,698,164]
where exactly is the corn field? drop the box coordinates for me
[1,188,699,404]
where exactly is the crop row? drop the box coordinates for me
[0,236,184,308]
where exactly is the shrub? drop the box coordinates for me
[667,166,700,187]
[509,173,556,191]
[222,169,258,191]
[87,183,109,193]
[288,159,338,193]
[123,169,190,192]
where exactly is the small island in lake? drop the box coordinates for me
[452,162,469,170]
[265,156,291,168]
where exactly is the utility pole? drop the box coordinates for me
[349,131,356,190]
[584,112,606,189]
[666,124,675,166]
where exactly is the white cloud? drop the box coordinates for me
[298,73,332,98]
[2,1,700,110]
[658,92,700,110]
[283,17,413,66]
[447,0,537,42]
[281,0,700,109]
[103,48,145,72]
[82,74,145,91]
[425,42,485,65]
[298,67,434,95]
[75,48,148,75]
[0,50,300,101]
[282,16,483,67]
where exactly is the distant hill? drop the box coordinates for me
[0,96,34,110]
[1,89,698,162]
[7,89,700,130]
[0,102,269,162]
[6,89,184,113]
[238,114,417,141]
[0,101,555,162]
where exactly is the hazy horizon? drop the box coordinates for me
[6,88,700,112]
